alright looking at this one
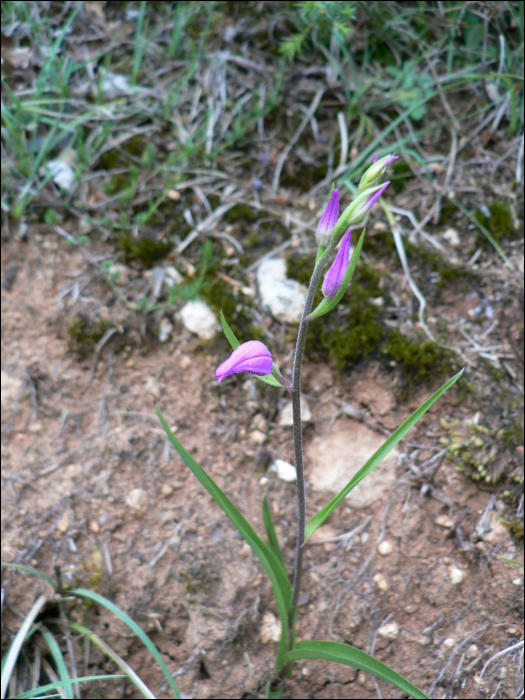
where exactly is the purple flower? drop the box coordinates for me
[316,189,339,246]
[215,341,273,382]
[322,229,352,299]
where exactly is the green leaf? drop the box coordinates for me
[262,496,287,573]
[219,310,285,388]
[305,369,464,542]
[307,229,366,320]
[283,640,429,699]
[155,405,292,673]
[2,562,57,591]
[12,675,126,700]
[40,627,74,699]
[71,589,181,699]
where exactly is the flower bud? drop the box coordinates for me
[316,189,339,246]
[322,229,352,299]
[358,153,398,193]
[215,341,273,382]
[338,181,390,230]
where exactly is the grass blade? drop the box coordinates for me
[2,562,57,590]
[40,627,74,699]
[283,640,429,699]
[305,369,464,542]
[12,675,125,700]
[69,623,155,698]
[70,589,181,699]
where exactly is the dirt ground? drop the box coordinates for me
[1,197,523,699]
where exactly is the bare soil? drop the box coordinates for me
[2,210,523,700]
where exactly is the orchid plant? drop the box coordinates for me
[156,154,463,699]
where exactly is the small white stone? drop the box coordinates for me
[158,318,173,343]
[435,514,455,529]
[278,397,312,426]
[249,430,266,444]
[165,265,184,286]
[466,644,479,659]
[512,577,523,586]
[161,484,174,497]
[443,638,456,649]
[378,622,399,640]
[257,258,307,324]
[251,414,266,432]
[259,476,269,487]
[450,566,466,585]
[373,572,389,592]
[179,300,217,339]
[125,488,148,511]
[443,227,461,246]
[260,611,281,644]
[378,540,394,556]
[46,159,75,190]
[419,635,432,646]
[270,459,297,483]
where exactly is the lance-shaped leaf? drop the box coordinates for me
[283,640,429,699]
[305,369,464,541]
[306,230,365,321]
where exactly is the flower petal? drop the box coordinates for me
[215,340,273,382]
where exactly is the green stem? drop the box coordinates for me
[284,241,336,662]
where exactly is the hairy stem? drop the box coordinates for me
[285,242,335,650]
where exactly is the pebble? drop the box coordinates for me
[278,397,312,426]
[260,611,281,644]
[378,540,394,556]
[164,265,183,286]
[109,263,130,286]
[377,622,399,640]
[161,484,174,497]
[467,644,479,659]
[450,566,466,585]
[249,430,266,444]
[373,572,389,592]
[443,638,456,649]
[435,514,455,529]
[178,300,217,339]
[158,318,173,343]
[443,227,461,246]
[270,459,297,483]
[125,488,148,511]
[257,258,306,324]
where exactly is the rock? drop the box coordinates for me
[161,484,174,497]
[450,566,466,585]
[260,611,281,644]
[158,318,173,343]
[179,300,217,339]
[436,514,455,529]
[278,396,312,426]
[443,227,461,246]
[378,540,394,556]
[378,622,399,640]
[257,258,307,324]
[125,488,148,511]
[251,414,266,432]
[1,372,23,408]
[249,430,266,444]
[270,459,297,483]
[373,572,389,591]
[306,419,399,508]
[443,638,456,649]
[467,644,479,659]
[164,265,184,287]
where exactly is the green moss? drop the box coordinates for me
[384,330,453,385]
[66,316,113,359]
[117,230,172,266]
[225,203,258,225]
[499,517,524,540]
[498,424,524,449]
[474,201,517,246]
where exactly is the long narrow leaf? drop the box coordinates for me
[262,496,287,574]
[70,589,181,699]
[12,675,125,700]
[40,627,74,699]
[155,405,292,672]
[2,562,57,591]
[284,640,429,699]
[1,595,48,699]
[305,369,464,542]
[69,623,155,699]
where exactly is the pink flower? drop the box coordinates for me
[322,229,352,299]
[215,341,273,382]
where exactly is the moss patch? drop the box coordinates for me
[384,330,453,385]
[474,201,518,247]
[66,315,114,359]
[117,230,173,266]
